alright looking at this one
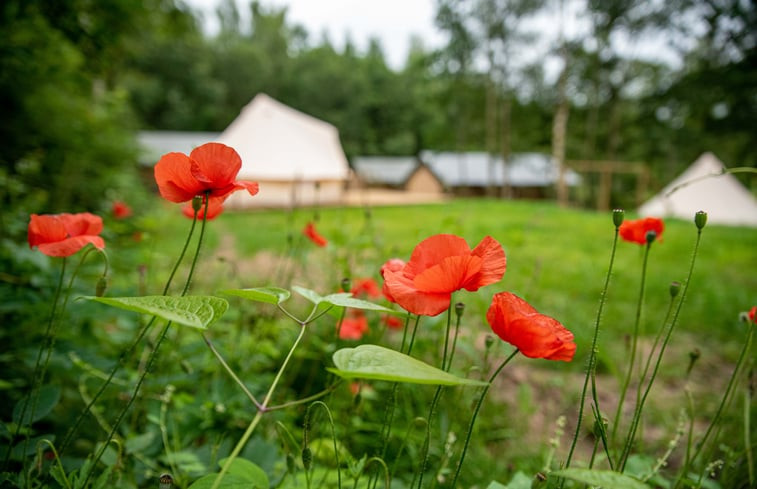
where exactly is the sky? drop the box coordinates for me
[184,0,447,70]
[183,0,683,75]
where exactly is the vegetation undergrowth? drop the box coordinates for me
[2,161,755,489]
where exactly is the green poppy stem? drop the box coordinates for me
[6,257,66,475]
[688,322,753,485]
[564,218,620,471]
[449,349,519,488]
[210,320,310,489]
[612,240,652,447]
[83,197,210,487]
[59,213,200,455]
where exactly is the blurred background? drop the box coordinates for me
[1,0,755,219]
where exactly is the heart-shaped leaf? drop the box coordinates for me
[218,457,269,487]
[550,469,650,489]
[85,296,228,330]
[221,287,290,305]
[292,285,323,304]
[187,473,255,489]
[330,345,487,386]
[321,293,402,314]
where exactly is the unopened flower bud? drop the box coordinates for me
[484,334,495,350]
[96,276,108,297]
[191,195,203,212]
[301,447,312,470]
[645,230,657,244]
[686,348,701,376]
[669,281,681,298]
[455,302,465,319]
[341,277,351,292]
[532,472,548,488]
[695,211,707,229]
[159,473,174,489]
[612,209,625,228]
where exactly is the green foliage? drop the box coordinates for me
[330,345,489,386]
[85,295,229,330]
[551,468,650,489]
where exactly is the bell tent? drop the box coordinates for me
[638,152,757,227]
[219,93,351,208]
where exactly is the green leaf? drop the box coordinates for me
[321,293,402,314]
[217,457,269,487]
[188,473,254,489]
[551,468,650,489]
[221,287,290,305]
[84,296,228,330]
[292,285,323,304]
[329,345,488,386]
[13,384,60,425]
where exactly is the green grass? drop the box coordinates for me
[141,198,755,354]
[34,196,753,488]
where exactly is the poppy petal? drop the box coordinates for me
[413,255,482,293]
[232,180,260,197]
[468,236,506,289]
[154,152,204,202]
[28,214,67,248]
[60,213,103,237]
[37,236,105,257]
[487,292,575,362]
[403,234,471,277]
[189,143,242,188]
[384,269,451,316]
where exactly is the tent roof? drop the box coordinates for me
[419,151,581,188]
[137,131,220,165]
[352,156,421,185]
[217,93,350,182]
[638,152,757,227]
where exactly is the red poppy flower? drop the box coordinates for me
[486,292,575,361]
[383,234,506,316]
[181,197,224,220]
[303,221,328,247]
[154,142,259,203]
[339,313,369,340]
[111,201,132,219]
[619,217,664,245]
[382,314,404,330]
[380,258,405,303]
[351,278,382,298]
[28,213,105,257]
[748,306,756,324]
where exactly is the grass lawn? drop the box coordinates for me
[12,196,752,488]
[143,197,755,354]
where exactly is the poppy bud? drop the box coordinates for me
[686,348,701,376]
[341,277,351,292]
[612,209,625,228]
[695,210,707,229]
[645,230,657,244]
[95,276,108,297]
[532,472,548,488]
[455,302,465,319]
[484,334,495,350]
[301,447,312,470]
[669,281,681,298]
[159,473,174,489]
[191,195,203,212]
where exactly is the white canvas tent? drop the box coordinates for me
[638,152,757,227]
[219,93,351,208]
